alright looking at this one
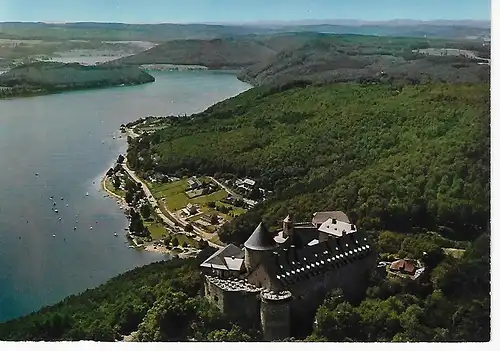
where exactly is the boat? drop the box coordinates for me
[35,173,39,176]
[53,202,57,206]
[66,204,69,207]
[54,209,59,213]
[74,227,77,230]
[89,226,93,230]
[114,232,118,237]
[58,217,62,221]
[61,197,64,201]
[52,234,56,238]
[86,192,89,196]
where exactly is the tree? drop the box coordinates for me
[185,224,194,232]
[113,176,121,190]
[207,325,251,342]
[210,214,219,225]
[248,186,261,200]
[207,201,216,208]
[117,154,125,164]
[171,237,179,247]
[125,190,134,204]
[106,168,114,177]
[198,239,209,250]
[140,204,152,219]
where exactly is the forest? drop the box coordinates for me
[127,81,489,244]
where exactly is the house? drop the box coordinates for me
[389,259,417,275]
[243,178,256,188]
[186,177,202,190]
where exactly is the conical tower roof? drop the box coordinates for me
[244,222,277,251]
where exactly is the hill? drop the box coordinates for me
[115,37,277,68]
[238,35,490,86]
[0,61,154,97]
[127,82,489,244]
[115,33,490,85]
[0,21,489,41]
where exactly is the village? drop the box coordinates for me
[102,147,269,257]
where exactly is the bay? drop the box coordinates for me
[0,70,251,322]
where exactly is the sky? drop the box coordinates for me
[0,0,490,23]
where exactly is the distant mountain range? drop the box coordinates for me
[0,20,490,42]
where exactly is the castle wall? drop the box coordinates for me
[260,296,292,341]
[204,277,261,329]
[288,252,377,335]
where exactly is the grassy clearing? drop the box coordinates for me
[443,248,466,259]
[104,177,126,198]
[144,221,169,240]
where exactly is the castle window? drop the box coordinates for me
[303,257,307,261]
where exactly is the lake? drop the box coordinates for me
[0,70,251,322]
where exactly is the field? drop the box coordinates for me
[148,178,228,210]
[147,177,247,234]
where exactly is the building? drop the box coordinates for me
[389,259,417,275]
[186,176,202,191]
[200,211,377,340]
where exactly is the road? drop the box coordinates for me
[122,159,223,249]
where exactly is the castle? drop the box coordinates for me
[200,211,377,340]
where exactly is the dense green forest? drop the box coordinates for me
[127,82,489,243]
[0,61,154,98]
[308,232,489,342]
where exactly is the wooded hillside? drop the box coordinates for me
[128,82,489,244]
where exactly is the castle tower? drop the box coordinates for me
[244,222,277,272]
[282,214,294,239]
[260,290,292,341]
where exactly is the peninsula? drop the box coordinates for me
[0,61,155,98]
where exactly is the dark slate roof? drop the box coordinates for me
[200,244,244,271]
[267,234,373,288]
[244,222,278,251]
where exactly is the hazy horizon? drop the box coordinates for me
[0,0,490,23]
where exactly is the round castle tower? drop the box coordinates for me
[244,222,277,272]
[260,290,292,341]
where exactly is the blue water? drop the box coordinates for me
[0,70,251,322]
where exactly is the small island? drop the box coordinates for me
[0,61,155,98]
